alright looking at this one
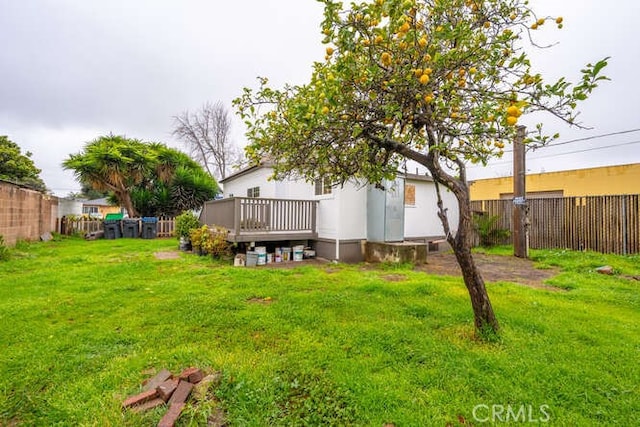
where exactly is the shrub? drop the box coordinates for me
[204,225,232,259]
[473,214,510,247]
[189,224,232,258]
[189,225,206,253]
[0,235,10,261]
[175,211,201,240]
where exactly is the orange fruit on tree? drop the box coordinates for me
[506,105,521,117]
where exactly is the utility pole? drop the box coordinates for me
[513,125,528,258]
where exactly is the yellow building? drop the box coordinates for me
[470,163,640,200]
[81,198,122,218]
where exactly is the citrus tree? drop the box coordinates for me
[234,0,608,335]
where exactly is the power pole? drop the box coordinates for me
[513,125,528,258]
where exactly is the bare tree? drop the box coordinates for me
[172,101,242,180]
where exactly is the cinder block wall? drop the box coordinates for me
[0,181,58,246]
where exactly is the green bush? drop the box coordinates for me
[175,210,201,240]
[473,214,510,247]
[204,225,232,259]
[190,224,232,258]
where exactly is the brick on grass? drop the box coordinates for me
[168,380,193,405]
[179,367,204,384]
[157,402,185,427]
[130,398,165,413]
[122,388,159,408]
[157,378,179,402]
[143,369,173,391]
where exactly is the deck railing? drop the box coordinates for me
[201,197,317,241]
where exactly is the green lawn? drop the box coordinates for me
[0,237,638,425]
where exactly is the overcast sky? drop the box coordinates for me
[1,0,639,196]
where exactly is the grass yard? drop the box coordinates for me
[0,237,638,425]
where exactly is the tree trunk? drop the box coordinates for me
[452,242,499,333]
[424,156,499,335]
[118,191,138,218]
[445,182,500,334]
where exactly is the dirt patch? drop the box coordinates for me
[416,252,562,290]
[154,251,181,260]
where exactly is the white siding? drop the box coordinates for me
[317,182,368,240]
[222,168,276,198]
[404,179,459,238]
[224,168,316,200]
[337,184,367,240]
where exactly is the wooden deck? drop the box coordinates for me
[200,197,318,243]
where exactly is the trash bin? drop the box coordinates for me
[141,217,158,239]
[105,213,124,221]
[123,218,140,238]
[103,220,122,239]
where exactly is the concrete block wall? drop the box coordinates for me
[0,181,58,246]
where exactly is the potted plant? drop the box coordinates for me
[175,211,200,251]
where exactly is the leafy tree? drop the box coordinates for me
[129,145,220,217]
[79,181,110,200]
[172,101,243,180]
[0,135,46,191]
[63,135,219,217]
[235,0,608,335]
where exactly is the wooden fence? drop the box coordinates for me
[471,195,640,255]
[58,217,176,238]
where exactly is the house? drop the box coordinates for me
[80,198,122,219]
[57,197,83,217]
[200,162,458,263]
[470,163,640,200]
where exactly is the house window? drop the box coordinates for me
[314,178,332,196]
[404,184,416,206]
[83,206,99,215]
[247,187,260,198]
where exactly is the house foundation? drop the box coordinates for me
[364,241,428,265]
